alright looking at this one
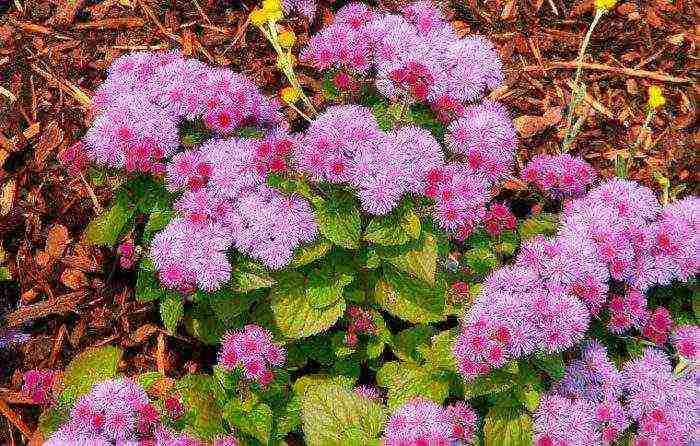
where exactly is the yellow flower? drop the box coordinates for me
[281,86,300,103]
[249,9,267,26]
[594,0,617,10]
[262,0,283,21]
[276,53,296,69]
[648,85,666,109]
[279,30,296,48]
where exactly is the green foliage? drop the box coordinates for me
[223,398,272,444]
[83,200,134,246]
[377,232,439,285]
[483,405,533,446]
[374,267,445,323]
[364,201,421,246]
[176,374,226,440]
[271,271,346,339]
[313,191,362,250]
[464,247,499,278]
[518,213,558,240]
[0,266,11,280]
[160,294,184,334]
[143,208,175,244]
[59,346,122,406]
[136,259,166,302]
[377,361,450,409]
[300,381,387,446]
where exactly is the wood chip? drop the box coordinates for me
[34,121,64,170]
[46,224,70,259]
[513,106,563,138]
[60,268,89,290]
[6,290,89,327]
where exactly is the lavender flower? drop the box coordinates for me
[217,324,286,386]
[445,101,517,182]
[0,329,29,349]
[382,397,455,445]
[521,154,597,198]
[673,325,700,361]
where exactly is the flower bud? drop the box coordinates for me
[278,30,296,48]
[594,0,617,10]
[280,86,300,104]
[647,85,666,109]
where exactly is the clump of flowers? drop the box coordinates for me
[673,325,700,361]
[484,202,517,236]
[44,379,156,445]
[534,342,629,445]
[622,348,697,445]
[445,101,517,182]
[456,179,699,379]
[117,240,136,269]
[217,325,287,386]
[344,306,378,346]
[383,397,477,445]
[21,369,58,405]
[520,154,597,198]
[302,2,503,119]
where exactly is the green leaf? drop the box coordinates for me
[292,239,332,267]
[229,260,275,293]
[380,233,438,284]
[374,268,445,323]
[516,386,541,412]
[419,329,458,372]
[176,374,225,440]
[160,293,184,334]
[83,201,133,246]
[533,352,566,380]
[118,175,174,214]
[313,191,361,249]
[300,382,387,446]
[392,325,435,362]
[376,361,449,409]
[136,372,164,390]
[60,346,122,405]
[0,266,11,281]
[271,271,346,339]
[364,203,421,246]
[143,208,175,243]
[185,300,228,345]
[464,247,499,277]
[223,400,272,444]
[463,368,519,399]
[518,213,558,240]
[483,406,533,446]
[493,231,519,256]
[135,259,165,302]
[38,404,69,437]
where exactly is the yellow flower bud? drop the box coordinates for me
[647,85,666,109]
[279,30,296,48]
[249,9,267,26]
[594,0,617,10]
[281,86,300,104]
[261,0,283,21]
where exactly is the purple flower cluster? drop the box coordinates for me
[484,202,517,236]
[45,379,154,445]
[293,105,445,215]
[282,0,317,21]
[520,154,597,198]
[383,397,476,446]
[84,51,283,173]
[301,2,503,118]
[534,342,630,446]
[152,131,316,290]
[445,101,517,182]
[22,369,58,405]
[622,348,697,445]
[455,179,700,378]
[673,325,700,361]
[217,325,286,386]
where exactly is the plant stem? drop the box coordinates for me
[618,108,654,178]
[562,9,604,152]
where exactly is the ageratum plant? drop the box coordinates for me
[38,1,698,445]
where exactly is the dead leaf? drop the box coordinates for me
[0,180,16,216]
[60,268,89,290]
[46,224,70,259]
[63,244,101,272]
[513,106,562,138]
[124,324,160,347]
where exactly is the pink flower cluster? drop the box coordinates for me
[152,133,317,290]
[282,0,317,22]
[445,101,517,182]
[673,325,700,361]
[21,369,58,405]
[293,105,445,215]
[455,179,700,379]
[44,379,162,445]
[217,325,286,386]
[622,348,697,445]
[383,397,477,446]
[534,342,630,446]
[82,50,283,173]
[345,306,378,346]
[302,2,504,118]
[293,104,513,234]
[484,202,517,236]
[521,154,597,198]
